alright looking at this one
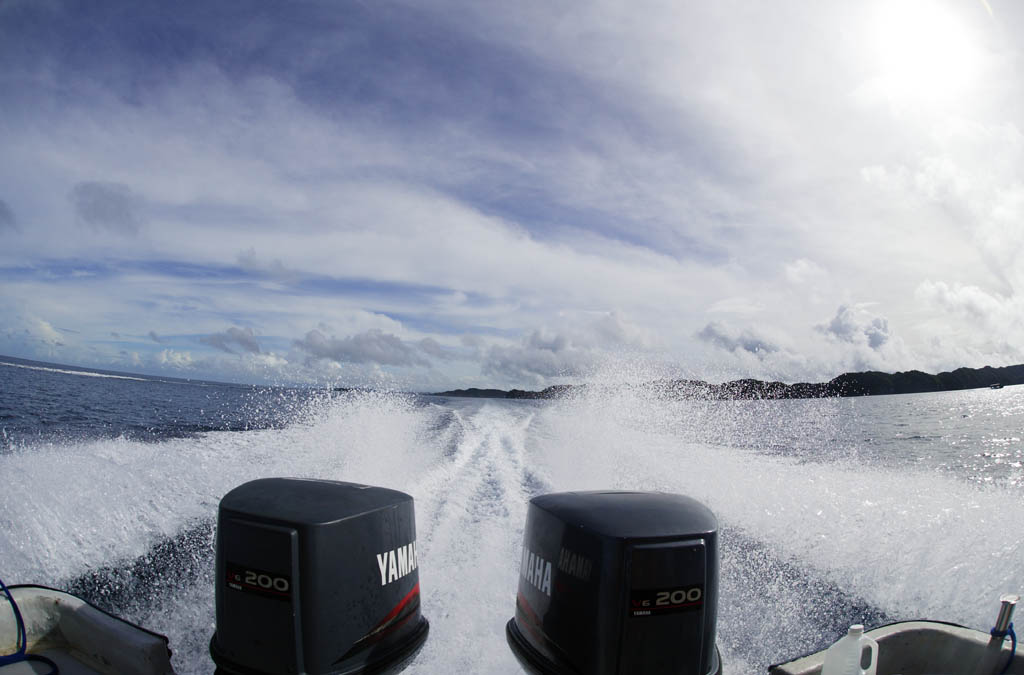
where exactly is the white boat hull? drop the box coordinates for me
[770,620,1021,675]
[1,586,174,674]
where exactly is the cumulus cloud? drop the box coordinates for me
[70,182,145,235]
[692,309,919,381]
[418,337,458,361]
[483,339,594,383]
[252,352,288,369]
[816,304,891,350]
[915,281,1023,362]
[916,281,1011,323]
[784,258,826,285]
[525,330,568,354]
[200,326,262,354]
[459,334,485,360]
[0,199,18,233]
[295,328,427,367]
[461,334,484,348]
[0,315,71,355]
[478,313,658,384]
[5,2,1024,386]
[482,329,590,383]
[696,321,780,356]
[573,311,655,350]
[25,317,65,347]
[157,349,194,369]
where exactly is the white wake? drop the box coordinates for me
[1,390,1021,674]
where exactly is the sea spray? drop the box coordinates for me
[3,362,1022,673]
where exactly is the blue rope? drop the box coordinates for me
[0,576,59,673]
[0,575,27,666]
[992,621,1017,675]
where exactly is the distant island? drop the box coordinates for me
[431,364,1024,400]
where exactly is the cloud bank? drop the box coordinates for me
[295,328,428,368]
[1,0,1022,387]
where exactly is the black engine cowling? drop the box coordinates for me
[210,477,428,675]
[506,491,721,675]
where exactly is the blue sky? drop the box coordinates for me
[2,0,1023,389]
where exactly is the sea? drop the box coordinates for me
[1,354,1022,674]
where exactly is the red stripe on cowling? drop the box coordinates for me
[333,582,424,665]
[372,582,420,631]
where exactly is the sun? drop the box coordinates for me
[867,0,984,107]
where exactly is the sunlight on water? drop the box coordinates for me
[1,385,1022,674]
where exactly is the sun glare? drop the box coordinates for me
[869,0,984,107]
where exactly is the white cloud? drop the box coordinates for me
[482,336,596,384]
[914,280,1024,364]
[156,349,194,369]
[2,0,1023,386]
[479,313,657,384]
[784,259,826,285]
[697,321,780,357]
[294,328,428,368]
[200,326,262,354]
[916,281,1010,323]
[575,311,656,350]
[817,304,891,350]
[253,352,288,369]
[417,337,478,363]
[26,317,65,347]
[809,304,919,374]
[418,337,448,361]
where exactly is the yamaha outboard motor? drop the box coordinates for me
[506,491,721,675]
[210,478,429,675]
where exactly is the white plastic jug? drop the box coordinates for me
[821,624,878,675]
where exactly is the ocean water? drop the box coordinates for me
[1,355,1022,674]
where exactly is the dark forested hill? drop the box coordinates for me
[430,364,1024,400]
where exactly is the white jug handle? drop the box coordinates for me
[860,637,878,675]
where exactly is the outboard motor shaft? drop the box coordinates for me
[506,491,721,675]
[210,478,428,675]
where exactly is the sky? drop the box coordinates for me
[1,0,1023,390]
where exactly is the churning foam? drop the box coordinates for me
[531,387,1024,642]
[2,387,1021,674]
